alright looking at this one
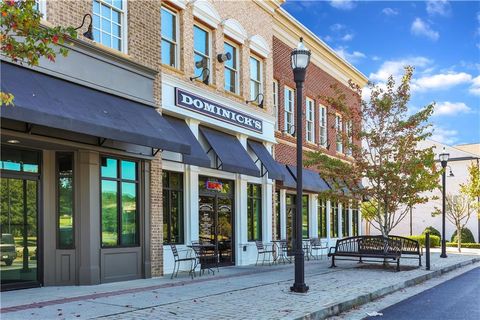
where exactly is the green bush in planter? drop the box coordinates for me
[450,228,475,243]
[446,242,480,249]
[422,226,441,238]
[407,235,440,247]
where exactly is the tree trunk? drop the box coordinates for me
[457,227,462,253]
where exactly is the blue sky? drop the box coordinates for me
[284,0,480,145]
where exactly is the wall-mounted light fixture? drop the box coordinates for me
[190,57,210,85]
[217,52,232,63]
[75,14,94,40]
[246,93,264,108]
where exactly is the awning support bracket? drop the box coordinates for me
[98,137,107,146]
[25,123,33,134]
[152,148,161,157]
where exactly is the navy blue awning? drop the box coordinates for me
[1,62,190,153]
[279,164,297,188]
[164,116,210,168]
[247,140,284,180]
[199,126,260,177]
[286,165,331,192]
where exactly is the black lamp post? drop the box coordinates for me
[439,148,450,258]
[290,37,311,293]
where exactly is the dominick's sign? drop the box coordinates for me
[175,88,263,133]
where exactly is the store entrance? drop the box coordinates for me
[0,147,41,291]
[198,176,234,266]
[286,194,309,250]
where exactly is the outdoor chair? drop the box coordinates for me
[170,244,196,279]
[255,241,275,266]
[191,244,219,275]
[310,238,328,260]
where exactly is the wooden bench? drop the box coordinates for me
[328,236,402,271]
[389,235,422,267]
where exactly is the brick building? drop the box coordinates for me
[271,9,368,247]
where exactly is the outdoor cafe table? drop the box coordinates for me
[187,243,218,275]
[271,240,291,264]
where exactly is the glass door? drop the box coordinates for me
[217,196,233,265]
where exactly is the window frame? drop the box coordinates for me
[162,170,185,245]
[352,205,359,236]
[56,152,75,250]
[249,54,263,104]
[93,0,128,53]
[100,155,140,248]
[319,105,328,147]
[193,23,212,84]
[273,80,279,131]
[335,114,343,153]
[223,40,239,94]
[306,98,315,143]
[247,183,262,242]
[284,86,295,135]
[342,203,349,237]
[317,198,327,239]
[346,120,353,156]
[331,202,339,238]
[161,5,180,68]
[35,0,47,18]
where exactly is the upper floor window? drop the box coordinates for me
[93,0,126,52]
[306,98,315,143]
[346,120,353,156]
[249,56,263,104]
[224,42,239,94]
[273,80,279,131]
[193,25,210,83]
[335,114,343,153]
[161,6,178,68]
[319,105,328,147]
[284,86,294,135]
[34,0,47,17]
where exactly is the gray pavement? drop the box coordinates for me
[1,249,479,320]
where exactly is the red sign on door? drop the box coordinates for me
[206,180,223,192]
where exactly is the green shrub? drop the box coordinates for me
[446,242,480,249]
[422,226,441,238]
[407,235,440,247]
[450,228,475,243]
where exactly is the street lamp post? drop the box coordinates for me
[439,149,450,258]
[290,37,311,293]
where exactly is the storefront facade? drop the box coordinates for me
[159,0,283,273]
[271,8,369,248]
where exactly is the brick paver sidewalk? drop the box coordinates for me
[1,250,479,320]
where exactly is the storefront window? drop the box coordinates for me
[331,202,339,238]
[163,171,184,244]
[342,203,349,237]
[101,157,138,247]
[317,198,327,238]
[0,147,40,173]
[57,153,74,249]
[275,191,280,240]
[302,195,309,239]
[247,184,262,241]
[352,203,359,236]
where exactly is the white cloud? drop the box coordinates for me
[369,56,432,82]
[469,75,480,95]
[382,8,399,16]
[433,101,472,116]
[341,33,354,41]
[330,23,345,32]
[412,72,472,91]
[411,18,439,41]
[330,0,356,10]
[334,46,366,64]
[371,56,381,61]
[430,126,459,145]
[426,0,451,17]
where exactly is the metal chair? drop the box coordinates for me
[255,241,275,266]
[191,244,218,275]
[310,238,328,260]
[170,244,196,279]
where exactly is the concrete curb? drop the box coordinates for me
[298,257,480,320]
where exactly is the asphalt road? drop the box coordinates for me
[365,267,480,320]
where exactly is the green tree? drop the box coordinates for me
[306,66,440,237]
[460,163,480,221]
[1,0,77,105]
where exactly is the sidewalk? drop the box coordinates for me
[1,249,479,320]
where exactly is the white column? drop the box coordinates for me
[348,201,353,237]
[310,194,318,238]
[358,205,363,235]
[235,175,248,265]
[186,165,199,243]
[338,202,343,238]
[263,179,273,243]
[326,200,331,241]
[280,189,287,239]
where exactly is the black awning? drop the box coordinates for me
[247,140,284,180]
[164,116,210,168]
[0,62,190,153]
[199,126,260,177]
[286,165,331,192]
[279,164,297,189]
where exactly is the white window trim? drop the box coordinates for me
[93,0,128,54]
[249,55,263,103]
[346,120,353,156]
[193,23,212,84]
[284,86,295,135]
[224,40,239,94]
[36,0,47,19]
[319,104,328,147]
[161,5,180,69]
[335,114,343,154]
[306,98,315,143]
[273,80,279,131]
